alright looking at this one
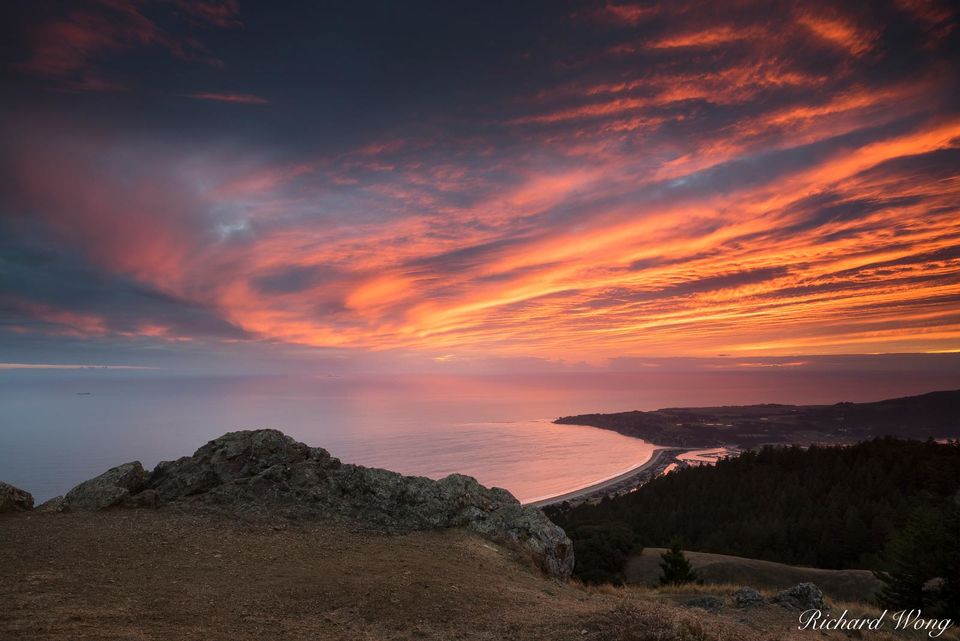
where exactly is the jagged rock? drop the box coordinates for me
[685,596,723,611]
[70,430,575,578]
[35,496,64,512]
[0,482,34,512]
[773,582,825,610]
[146,430,325,502]
[61,462,147,511]
[733,586,764,608]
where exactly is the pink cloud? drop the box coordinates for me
[173,0,243,29]
[3,298,108,337]
[14,0,234,91]
[5,1,960,361]
[183,92,270,105]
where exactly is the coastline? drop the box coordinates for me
[523,447,675,508]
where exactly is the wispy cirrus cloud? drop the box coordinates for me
[11,0,240,91]
[183,92,270,105]
[1,0,959,364]
[0,363,156,370]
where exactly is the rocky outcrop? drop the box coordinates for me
[0,482,34,512]
[60,462,148,512]
[732,586,764,608]
[772,582,825,610]
[732,583,825,610]
[35,496,64,512]
[59,430,574,578]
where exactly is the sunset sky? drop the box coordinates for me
[2,0,959,370]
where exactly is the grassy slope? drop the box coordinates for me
[626,548,882,602]
[1,511,953,641]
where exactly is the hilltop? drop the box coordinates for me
[18,429,573,578]
[5,510,958,640]
[3,429,958,640]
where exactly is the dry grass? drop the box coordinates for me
[578,601,739,641]
[651,582,777,597]
[627,548,881,602]
[571,580,960,641]
[1,510,955,641]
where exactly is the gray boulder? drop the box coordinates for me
[146,430,322,502]
[61,462,147,511]
[0,482,34,512]
[773,582,825,610]
[733,586,764,608]
[72,430,575,578]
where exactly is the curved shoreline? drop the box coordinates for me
[522,447,670,508]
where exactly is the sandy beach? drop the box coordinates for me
[523,448,671,508]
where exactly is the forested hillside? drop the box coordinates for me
[547,438,960,574]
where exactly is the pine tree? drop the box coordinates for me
[658,540,698,586]
[568,522,638,585]
[933,500,960,619]
[551,439,960,572]
[874,508,943,611]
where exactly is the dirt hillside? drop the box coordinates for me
[1,510,954,641]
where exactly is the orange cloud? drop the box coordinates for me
[6,0,959,363]
[797,12,878,57]
[647,25,762,49]
[597,3,658,25]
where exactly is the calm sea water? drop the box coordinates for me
[1,367,956,502]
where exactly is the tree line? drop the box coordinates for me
[546,437,960,615]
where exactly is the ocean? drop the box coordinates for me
[1,365,956,503]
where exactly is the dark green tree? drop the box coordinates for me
[937,500,960,619]
[549,439,960,571]
[659,540,698,586]
[568,522,638,585]
[874,507,944,612]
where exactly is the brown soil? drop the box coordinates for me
[1,510,954,641]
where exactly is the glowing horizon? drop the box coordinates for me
[2,1,959,365]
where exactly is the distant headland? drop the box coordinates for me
[555,389,960,448]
